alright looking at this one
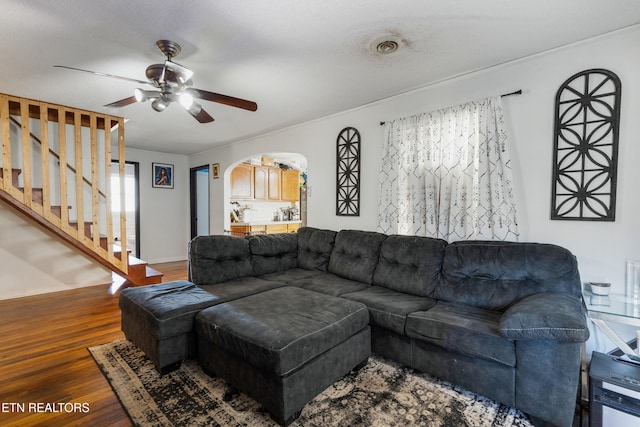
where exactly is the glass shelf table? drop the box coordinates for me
[583,290,640,362]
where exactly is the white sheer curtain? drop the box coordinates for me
[377,96,519,241]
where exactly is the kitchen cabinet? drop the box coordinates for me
[281,169,300,202]
[230,222,301,235]
[253,166,269,200]
[231,164,299,202]
[230,164,253,199]
[287,223,300,232]
[266,223,288,234]
[268,168,281,200]
[229,224,266,235]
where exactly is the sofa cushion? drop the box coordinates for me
[119,280,220,339]
[259,268,324,283]
[406,301,516,367]
[435,241,582,311]
[247,232,298,276]
[342,286,437,335]
[372,235,447,297]
[297,227,337,271]
[328,230,386,284]
[188,235,253,285]
[292,273,370,296]
[499,293,590,341]
[198,276,287,304]
[195,286,369,376]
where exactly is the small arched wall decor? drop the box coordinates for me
[336,127,361,216]
[551,68,621,221]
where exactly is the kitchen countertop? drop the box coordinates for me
[231,220,302,226]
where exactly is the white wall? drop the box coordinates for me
[0,202,112,300]
[119,147,190,264]
[191,26,640,353]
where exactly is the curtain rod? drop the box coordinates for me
[379,89,522,126]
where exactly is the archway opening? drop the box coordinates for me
[223,153,307,235]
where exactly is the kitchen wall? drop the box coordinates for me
[232,199,299,224]
[192,25,640,353]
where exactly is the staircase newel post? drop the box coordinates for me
[118,120,127,274]
[0,95,11,193]
[105,117,114,263]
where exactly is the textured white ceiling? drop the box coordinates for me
[2,0,640,154]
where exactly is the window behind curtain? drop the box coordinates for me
[377,96,519,241]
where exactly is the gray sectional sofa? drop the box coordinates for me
[120,226,589,426]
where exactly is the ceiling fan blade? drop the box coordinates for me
[190,107,214,123]
[191,89,258,111]
[104,96,138,108]
[54,65,150,85]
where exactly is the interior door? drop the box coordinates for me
[190,165,210,239]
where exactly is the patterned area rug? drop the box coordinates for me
[89,339,533,427]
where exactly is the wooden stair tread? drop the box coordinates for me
[144,266,164,285]
[124,254,165,286]
[145,265,163,276]
[127,254,147,266]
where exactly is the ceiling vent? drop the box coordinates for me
[371,35,403,55]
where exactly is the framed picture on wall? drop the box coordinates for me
[152,162,174,189]
[212,163,220,179]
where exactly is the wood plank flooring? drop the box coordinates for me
[0,261,187,427]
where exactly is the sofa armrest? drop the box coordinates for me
[499,293,590,341]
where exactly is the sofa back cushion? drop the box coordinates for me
[328,230,387,284]
[297,227,337,271]
[373,235,447,297]
[435,240,581,311]
[188,235,253,285]
[248,232,299,276]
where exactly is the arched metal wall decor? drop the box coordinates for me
[336,127,361,216]
[551,68,621,221]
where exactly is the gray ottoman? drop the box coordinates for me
[195,286,371,426]
[119,280,220,373]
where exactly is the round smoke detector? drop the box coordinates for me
[371,35,403,54]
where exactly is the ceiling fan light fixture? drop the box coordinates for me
[135,88,161,103]
[134,88,147,102]
[178,92,194,108]
[187,101,202,115]
[151,98,169,112]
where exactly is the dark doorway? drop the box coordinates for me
[190,165,210,239]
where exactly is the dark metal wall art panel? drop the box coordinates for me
[336,127,361,216]
[551,68,621,221]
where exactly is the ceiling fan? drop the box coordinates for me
[54,40,258,123]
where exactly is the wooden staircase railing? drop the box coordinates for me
[0,93,161,286]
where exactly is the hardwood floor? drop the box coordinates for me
[0,261,187,427]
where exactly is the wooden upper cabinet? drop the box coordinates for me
[253,166,268,200]
[281,169,300,201]
[230,164,253,199]
[268,168,281,200]
[231,164,299,202]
